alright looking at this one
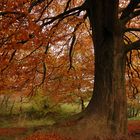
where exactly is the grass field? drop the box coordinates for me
[0,98,140,140]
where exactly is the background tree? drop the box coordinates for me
[0,0,140,139]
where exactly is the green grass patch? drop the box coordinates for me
[59,103,81,113]
[128,116,140,120]
[0,116,55,128]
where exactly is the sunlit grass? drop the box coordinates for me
[128,116,140,120]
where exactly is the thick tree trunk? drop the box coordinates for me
[51,1,128,139]
[84,0,127,136]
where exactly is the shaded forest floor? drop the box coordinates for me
[0,120,140,140]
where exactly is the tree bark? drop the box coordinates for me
[49,1,128,139]
[84,0,127,136]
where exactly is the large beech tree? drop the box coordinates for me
[85,0,140,136]
[0,0,140,139]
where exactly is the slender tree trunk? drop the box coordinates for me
[80,97,85,111]
[9,100,15,115]
[0,95,6,107]
[84,0,127,136]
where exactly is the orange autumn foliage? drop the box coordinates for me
[0,0,94,102]
[0,0,139,102]
[23,132,74,140]
[0,128,27,136]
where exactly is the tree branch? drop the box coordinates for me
[125,27,140,32]
[125,40,140,52]
[1,50,17,73]
[68,34,76,71]
[28,0,45,13]
[35,0,54,22]
[120,0,140,20]
[68,14,87,71]
[122,10,140,24]
[41,5,85,27]
[0,11,25,16]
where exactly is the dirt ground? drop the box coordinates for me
[0,120,139,140]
